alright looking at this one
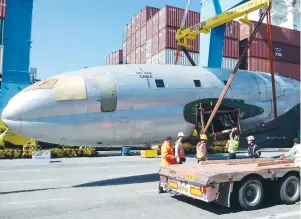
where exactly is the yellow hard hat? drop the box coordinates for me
[200,134,208,140]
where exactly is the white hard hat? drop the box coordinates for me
[178,132,185,137]
[247,136,255,141]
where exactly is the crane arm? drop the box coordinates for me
[176,0,272,48]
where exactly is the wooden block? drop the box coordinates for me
[256,159,294,167]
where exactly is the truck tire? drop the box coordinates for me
[158,182,165,194]
[238,177,264,210]
[279,175,300,205]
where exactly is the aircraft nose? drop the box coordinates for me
[1,94,22,134]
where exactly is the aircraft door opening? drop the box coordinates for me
[95,74,117,112]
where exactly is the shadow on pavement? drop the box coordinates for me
[0,187,65,195]
[73,173,159,188]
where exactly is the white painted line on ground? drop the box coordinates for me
[0,169,42,173]
[0,179,60,184]
[253,211,300,219]
[137,189,157,193]
[1,198,71,205]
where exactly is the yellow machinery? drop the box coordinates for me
[176,0,272,51]
[0,120,36,147]
[141,150,158,158]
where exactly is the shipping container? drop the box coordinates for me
[152,33,159,55]
[158,26,200,53]
[122,41,127,58]
[223,37,239,59]
[126,56,130,65]
[157,48,200,66]
[147,18,153,40]
[225,21,240,40]
[221,57,238,69]
[136,47,141,64]
[141,25,147,46]
[152,13,159,35]
[135,11,141,31]
[0,18,4,45]
[248,57,300,81]
[146,38,152,59]
[146,57,152,64]
[141,6,160,27]
[131,17,136,35]
[247,39,300,64]
[158,5,200,30]
[106,55,110,65]
[0,0,6,19]
[131,34,136,52]
[240,21,300,46]
[135,30,141,48]
[152,54,159,64]
[117,50,123,64]
[126,37,132,55]
[127,23,132,38]
[141,44,146,63]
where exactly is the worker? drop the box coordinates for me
[196,134,208,162]
[160,136,177,167]
[175,132,186,164]
[247,135,261,158]
[227,128,240,159]
[293,138,300,145]
[280,143,301,168]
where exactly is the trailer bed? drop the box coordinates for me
[159,158,297,186]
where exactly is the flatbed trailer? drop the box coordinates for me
[158,158,300,210]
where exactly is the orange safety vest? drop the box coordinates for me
[160,141,177,167]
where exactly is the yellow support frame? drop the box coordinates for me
[176,0,272,48]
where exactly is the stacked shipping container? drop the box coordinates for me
[240,21,300,80]
[122,5,201,66]
[106,50,123,65]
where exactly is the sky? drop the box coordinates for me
[30,0,239,79]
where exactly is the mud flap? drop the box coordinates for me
[215,182,234,207]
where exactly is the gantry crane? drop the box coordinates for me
[175,0,278,137]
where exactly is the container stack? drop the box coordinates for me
[222,21,240,69]
[240,21,300,81]
[122,5,201,66]
[106,50,123,65]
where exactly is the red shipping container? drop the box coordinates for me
[240,21,300,46]
[223,38,239,59]
[158,26,200,53]
[135,47,141,64]
[135,30,141,48]
[140,25,147,45]
[152,33,159,56]
[152,13,159,36]
[126,37,131,55]
[248,57,300,81]
[127,23,132,38]
[141,43,146,63]
[158,5,200,30]
[131,51,136,64]
[0,0,6,18]
[135,10,141,31]
[225,21,240,40]
[248,39,300,64]
[131,34,136,52]
[131,17,136,35]
[117,50,123,64]
[146,19,153,40]
[141,6,160,27]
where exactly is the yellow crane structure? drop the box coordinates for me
[176,0,272,52]
[175,0,278,137]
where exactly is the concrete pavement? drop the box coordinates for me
[0,152,300,219]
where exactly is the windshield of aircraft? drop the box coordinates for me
[22,76,88,101]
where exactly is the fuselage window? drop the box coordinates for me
[193,80,201,87]
[155,79,165,88]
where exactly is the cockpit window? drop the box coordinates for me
[23,78,58,92]
[52,76,87,101]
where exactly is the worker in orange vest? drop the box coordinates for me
[175,132,186,164]
[196,134,208,162]
[160,136,177,167]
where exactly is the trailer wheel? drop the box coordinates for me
[238,177,264,210]
[158,182,165,194]
[279,175,300,205]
